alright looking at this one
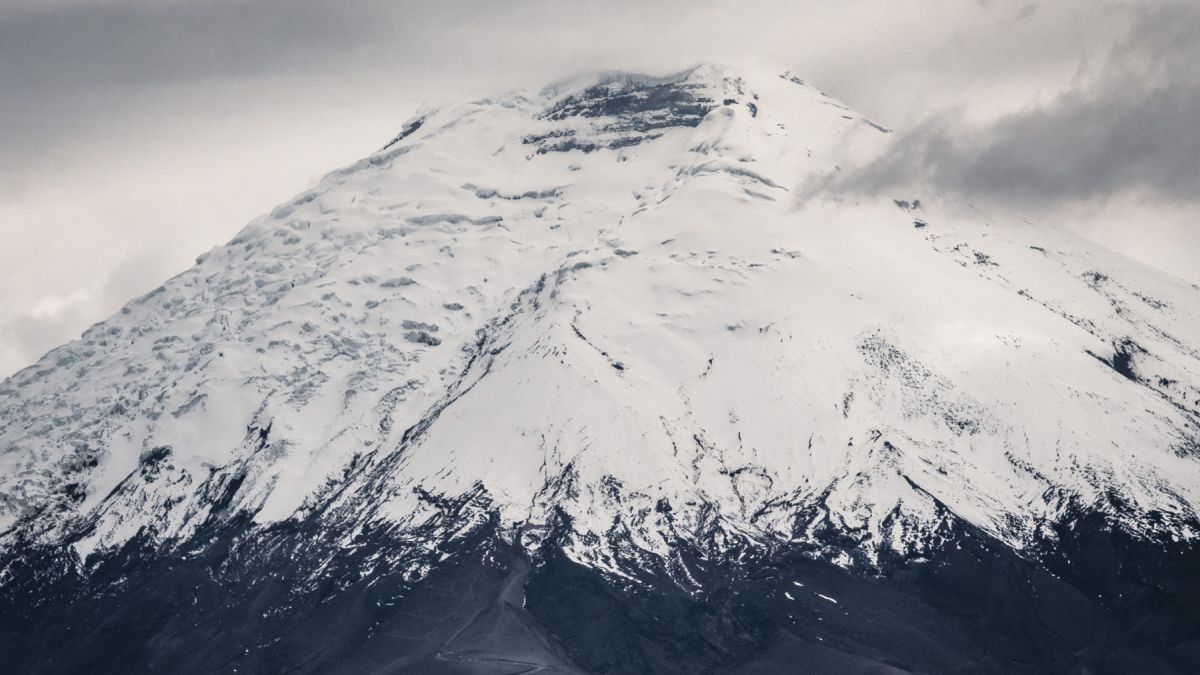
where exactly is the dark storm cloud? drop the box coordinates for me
[835,1,1200,206]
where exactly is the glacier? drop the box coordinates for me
[2,63,1199,673]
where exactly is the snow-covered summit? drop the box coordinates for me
[2,64,1199,585]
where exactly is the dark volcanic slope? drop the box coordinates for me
[2,512,1199,674]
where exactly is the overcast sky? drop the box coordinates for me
[2,0,1197,377]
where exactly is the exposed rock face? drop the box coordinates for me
[2,64,1199,673]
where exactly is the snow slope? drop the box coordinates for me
[2,64,1199,590]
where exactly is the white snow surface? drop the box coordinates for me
[2,64,1199,575]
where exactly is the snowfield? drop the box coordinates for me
[2,63,1198,589]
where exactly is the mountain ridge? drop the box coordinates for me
[2,62,1200,673]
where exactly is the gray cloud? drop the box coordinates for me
[0,1,355,89]
[0,245,180,379]
[835,1,1200,205]
[0,0,1125,174]
[0,0,417,164]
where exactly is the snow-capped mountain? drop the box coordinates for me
[3,64,1199,674]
